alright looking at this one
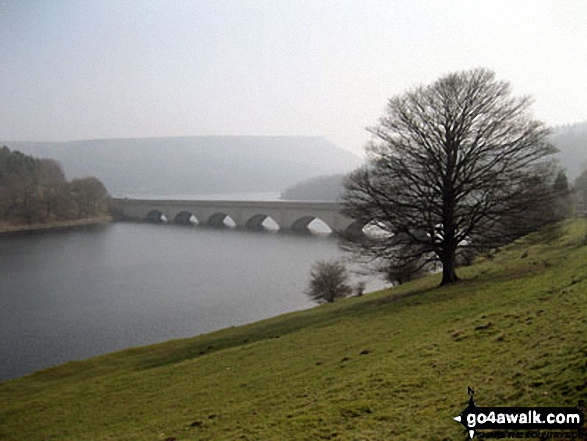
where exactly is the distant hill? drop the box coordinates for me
[278,122,587,202]
[0,136,362,197]
[281,173,347,201]
[550,121,587,180]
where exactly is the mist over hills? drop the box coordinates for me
[3,123,584,201]
[551,121,587,180]
[279,121,587,201]
[1,136,362,197]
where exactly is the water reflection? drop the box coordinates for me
[0,222,384,380]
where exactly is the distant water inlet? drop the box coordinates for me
[111,198,367,235]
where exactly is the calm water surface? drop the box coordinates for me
[0,222,381,380]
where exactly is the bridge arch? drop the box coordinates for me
[207,212,236,228]
[146,210,166,223]
[344,220,369,236]
[361,220,393,237]
[174,211,198,225]
[291,216,333,234]
[245,214,280,231]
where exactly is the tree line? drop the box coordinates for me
[0,146,109,225]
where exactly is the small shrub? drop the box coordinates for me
[383,258,427,285]
[306,260,352,304]
[354,281,366,297]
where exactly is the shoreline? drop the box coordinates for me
[0,216,113,236]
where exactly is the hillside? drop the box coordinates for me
[277,122,587,202]
[1,220,587,440]
[281,173,346,201]
[1,137,362,197]
[551,121,587,180]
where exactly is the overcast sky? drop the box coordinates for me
[1,0,586,156]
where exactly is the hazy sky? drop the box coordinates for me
[1,0,586,156]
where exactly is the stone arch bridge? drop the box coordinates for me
[111,198,364,234]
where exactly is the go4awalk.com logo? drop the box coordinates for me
[453,388,585,439]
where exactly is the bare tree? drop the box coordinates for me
[36,158,66,187]
[70,177,109,218]
[342,68,558,286]
[306,260,352,304]
[36,159,67,221]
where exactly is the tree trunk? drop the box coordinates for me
[440,247,459,285]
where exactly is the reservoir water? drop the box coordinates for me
[0,221,382,381]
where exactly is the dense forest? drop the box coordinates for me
[0,146,109,225]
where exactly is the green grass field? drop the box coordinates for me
[1,219,587,440]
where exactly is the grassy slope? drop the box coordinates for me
[1,220,587,440]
